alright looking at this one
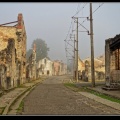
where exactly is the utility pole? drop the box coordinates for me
[73,34,76,80]
[76,17,78,82]
[90,2,95,87]
[70,34,76,80]
[74,34,76,80]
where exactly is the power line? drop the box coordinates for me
[65,19,75,59]
[66,48,74,58]
[64,39,74,59]
[66,3,88,63]
[77,3,81,12]
[65,19,73,41]
[65,3,89,61]
[73,3,88,17]
[65,40,74,48]
[72,19,75,34]
[78,3,88,15]
[73,3,82,17]
[93,3,104,14]
[65,3,104,46]
[72,3,104,32]
[80,3,104,25]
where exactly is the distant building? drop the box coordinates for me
[53,60,61,76]
[78,56,85,72]
[26,43,36,81]
[82,57,105,80]
[53,60,67,76]
[36,57,53,77]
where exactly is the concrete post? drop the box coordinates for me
[105,39,111,86]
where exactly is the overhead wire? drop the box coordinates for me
[65,2,104,68]
[72,3,104,31]
[80,3,104,25]
[73,3,87,17]
[65,3,88,61]
[65,3,81,57]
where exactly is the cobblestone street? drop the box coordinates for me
[22,76,120,115]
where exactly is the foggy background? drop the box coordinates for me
[0,2,120,63]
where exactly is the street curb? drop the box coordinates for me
[2,80,42,115]
[87,87,120,100]
[17,85,37,115]
[79,91,120,111]
[2,87,30,115]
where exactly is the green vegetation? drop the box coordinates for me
[64,83,85,92]
[64,83,76,88]
[17,85,27,88]
[64,82,120,104]
[0,107,5,115]
[16,101,24,114]
[85,88,120,104]
[26,38,50,62]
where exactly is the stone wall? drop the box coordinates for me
[0,13,27,89]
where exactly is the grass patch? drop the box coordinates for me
[8,86,33,114]
[0,107,5,115]
[64,82,77,88]
[17,101,24,111]
[64,82,120,104]
[85,88,120,104]
[17,85,27,88]
[16,101,24,115]
[8,87,31,113]
[64,83,86,92]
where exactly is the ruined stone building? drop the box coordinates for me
[0,13,27,90]
[105,34,120,89]
[82,57,105,80]
[53,60,67,76]
[26,43,37,81]
[60,61,67,75]
[35,59,67,77]
[36,57,53,77]
[78,57,85,72]
[53,60,61,76]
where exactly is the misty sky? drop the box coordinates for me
[0,2,120,63]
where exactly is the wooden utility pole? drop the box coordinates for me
[73,34,76,79]
[76,17,78,82]
[72,16,79,82]
[90,2,95,87]
[70,34,76,79]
